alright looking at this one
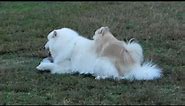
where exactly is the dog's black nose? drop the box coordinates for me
[44,46,49,51]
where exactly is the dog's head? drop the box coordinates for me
[44,30,57,51]
[44,28,79,58]
[93,26,110,41]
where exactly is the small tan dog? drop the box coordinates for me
[93,27,143,77]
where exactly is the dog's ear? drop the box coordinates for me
[52,30,57,38]
[99,26,110,36]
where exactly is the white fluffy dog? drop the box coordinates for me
[36,27,162,80]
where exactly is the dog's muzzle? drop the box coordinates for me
[44,46,53,63]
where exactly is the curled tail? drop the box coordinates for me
[123,62,162,80]
[125,39,143,64]
[122,39,162,80]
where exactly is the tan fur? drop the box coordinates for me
[93,27,135,76]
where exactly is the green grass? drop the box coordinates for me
[0,1,185,105]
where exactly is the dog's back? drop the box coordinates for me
[93,27,140,76]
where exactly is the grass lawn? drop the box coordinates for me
[0,1,185,105]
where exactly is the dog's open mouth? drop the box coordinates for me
[48,51,51,57]
[47,51,54,63]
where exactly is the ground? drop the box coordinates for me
[0,2,185,105]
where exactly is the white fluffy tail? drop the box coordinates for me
[125,39,143,64]
[124,62,162,80]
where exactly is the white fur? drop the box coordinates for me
[123,41,162,80]
[122,62,162,80]
[36,28,162,80]
[126,40,143,64]
[37,28,119,80]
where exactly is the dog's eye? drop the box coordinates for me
[54,31,57,36]
[52,31,57,38]
[99,30,103,34]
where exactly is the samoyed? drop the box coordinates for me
[36,27,162,80]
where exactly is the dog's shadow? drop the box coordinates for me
[36,70,95,78]
[36,69,51,74]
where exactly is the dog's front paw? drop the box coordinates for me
[36,62,49,71]
[41,57,53,63]
[36,64,51,73]
[95,76,101,80]
[95,76,108,80]
[36,64,45,71]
